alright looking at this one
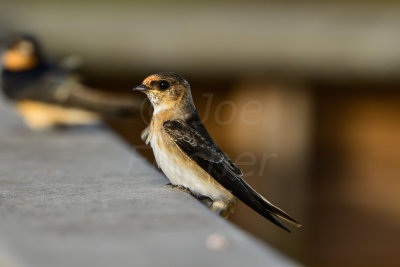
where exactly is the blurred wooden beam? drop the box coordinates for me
[1,1,400,78]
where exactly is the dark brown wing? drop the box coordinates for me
[163,112,301,232]
[2,66,140,117]
[45,75,141,117]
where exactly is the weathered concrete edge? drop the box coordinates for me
[0,101,301,267]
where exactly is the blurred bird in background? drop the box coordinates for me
[134,72,302,232]
[0,34,141,130]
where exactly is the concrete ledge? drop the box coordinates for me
[0,101,300,267]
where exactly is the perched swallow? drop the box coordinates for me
[1,35,140,130]
[134,72,301,232]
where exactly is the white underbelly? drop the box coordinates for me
[150,134,230,201]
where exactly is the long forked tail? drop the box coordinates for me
[239,183,302,232]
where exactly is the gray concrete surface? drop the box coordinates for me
[0,101,300,267]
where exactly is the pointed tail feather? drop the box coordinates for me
[238,182,302,232]
[249,188,302,227]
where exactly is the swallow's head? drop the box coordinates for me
[134,72,193,111]
[2,35,43,72]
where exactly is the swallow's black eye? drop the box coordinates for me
[159,80,170,90]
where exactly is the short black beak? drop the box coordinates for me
[133,84,149,91]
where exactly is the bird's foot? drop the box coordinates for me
[165,183,213,207]
[165,183,192,194]
[195,195,213,207]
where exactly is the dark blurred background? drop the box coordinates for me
[1,0,400,266]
